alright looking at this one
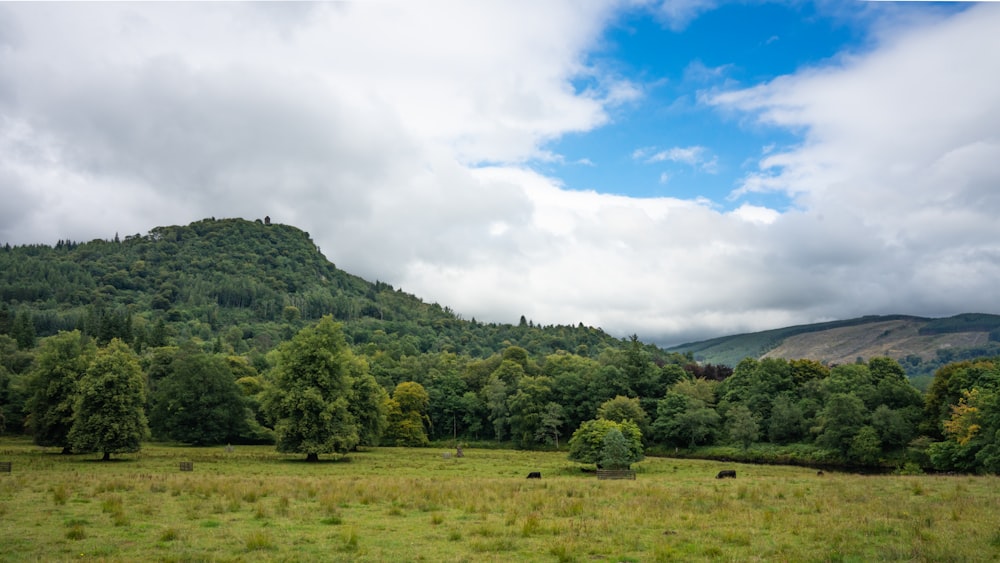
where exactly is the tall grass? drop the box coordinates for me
[0,438,998,561]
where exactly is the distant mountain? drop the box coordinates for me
[667,313,1000,383]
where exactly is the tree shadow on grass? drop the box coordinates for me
[281,455,353,464]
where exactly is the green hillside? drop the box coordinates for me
[6,217,1000,474]
[0,217,664,361]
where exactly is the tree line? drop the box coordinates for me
[2,315,999,473]
[2,217,999,471]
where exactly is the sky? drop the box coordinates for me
[2,1,999,347]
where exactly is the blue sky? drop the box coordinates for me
[543,1,962,208]
[1,1,998,345]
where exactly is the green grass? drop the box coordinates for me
[1,437,999,561]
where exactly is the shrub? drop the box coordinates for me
[568,418,643,467]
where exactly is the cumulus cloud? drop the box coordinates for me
[711,4,1000,324]
[1,2,998,346]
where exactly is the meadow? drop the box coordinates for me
[1,439,999,562]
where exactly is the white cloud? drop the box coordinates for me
[729,204,779,226]
[1,2,999,347]
[710,3,1000,322]
[635,145,719,173]
[648,0,719,32]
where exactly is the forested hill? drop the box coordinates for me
[0,217,671,362]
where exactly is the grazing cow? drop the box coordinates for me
[817,470,824,476]
[716,470,737,479]
[526,472,542,479]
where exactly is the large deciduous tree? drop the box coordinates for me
[262,317,375,461]
[814,393,867,457]
[507,375,553,447]
[148,346,250,445]
[351,372,390,448]
[652,379,721,448]
[25,331,96,453]
[68,339,148,460]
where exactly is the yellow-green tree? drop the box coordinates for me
[385,381,430,446]
[943,388,982,446]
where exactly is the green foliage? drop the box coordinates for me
[923,359,998,438]
[567,418,643,467]
[483,374,510,442]
[767,393,807,444]
[534,402,565,447]
[7,216,984,472]
[928,373,1000,473]
[919,313,1000,335]
[25,331,96,450]
[599,428,633,469]
[262,317,369,459]
[848,425,882,466]
[148,346,252,445]
[725,404,760,450]
[385,382,430,447]
[597,395,649,429]
[652,379,721,448]
[1,218,650,365]
[11,311,36,350]
[68,339,149,459]
[351,373,390,447]
[814,393,867,457]
[385,403,429,447]
[507,375,553,447]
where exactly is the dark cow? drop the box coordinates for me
[526,472,542,479]
[716,470,736,479]
[817,470,824,476]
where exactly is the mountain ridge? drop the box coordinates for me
[0,217,671,362]
[667,312,1000,384]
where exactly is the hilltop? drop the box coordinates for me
[0,217,665,361]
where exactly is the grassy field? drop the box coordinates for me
[1,439,999,562]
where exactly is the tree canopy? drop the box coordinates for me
[262,317,380,460]
[67,339,148,460]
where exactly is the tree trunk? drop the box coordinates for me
[306,452,319,462]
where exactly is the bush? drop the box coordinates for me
[568,418,643,467]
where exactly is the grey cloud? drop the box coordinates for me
[3,2,999,347]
